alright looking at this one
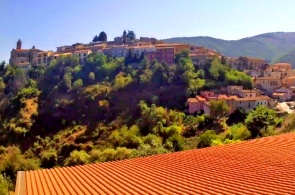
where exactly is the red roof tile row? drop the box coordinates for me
[16,132,295,195]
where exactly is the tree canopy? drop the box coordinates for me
[209,100,230,119]
[127,30,136,42]
[92,31,107,42]
[98,31,107,42]
[245,106,276,138]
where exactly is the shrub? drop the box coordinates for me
[0,174,9,195]
[90,147,134,163]
[73,79,83,89]
[142,134,162,147]
[211,139,224,146]
[225,123,251,141]
[0,147,40,182]
[40,149,58,168]
[133,144,168,157]
[197,130,218,148]
[259,126,277,137]
[109,125,143,149]
[64,150,90,166]
[165,133,184,151]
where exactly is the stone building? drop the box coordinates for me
[9,39,43,68]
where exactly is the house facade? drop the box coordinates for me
[255,77,282,93]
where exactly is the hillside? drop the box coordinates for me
[164,32,295,66]
[0,52,292,193]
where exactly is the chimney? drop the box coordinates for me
[32,46,35,49]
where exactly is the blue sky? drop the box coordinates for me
[1,0,295,62]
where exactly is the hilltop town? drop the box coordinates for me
[2,30,295,194]
[9,31,295,117]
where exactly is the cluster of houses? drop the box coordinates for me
[187,86,273,115]
[9,30,224,70]
[9,31,295,117]
[187,62,295,116]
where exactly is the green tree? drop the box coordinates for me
[73,79,83,89]
[28,65,46,79]
[98,31,107,42]
[64,150,91,166]
[88,72,95,83]
[124,49,134,64]
[40,149,57,168]
[109,125,142,148]
[0,78,5,93]
[0,61,5,72]
[127,30,136,41]
[174,49,190,64]
[209,100,230,119]
[0,174,9,195]
[197,130,218,148]
[113,73,133,90]
[92,35,99,42]
[63,73,72,91]
[245,105,276,138]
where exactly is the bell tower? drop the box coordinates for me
[17,39,22,49]
[123,30,127,44]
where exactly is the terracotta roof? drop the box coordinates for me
[240,90,257,93]
[274,63,291,66]
[235,95,270,101]
[156,43,188,47]
[255,77,280,80]
[217,94,229,99]
[16,132,295,195]
[216,94,239,100]
[74,49,92,53]
[187,98,199,103]
[196,95,206,101]
[229,95,239,99]
[53,53,72,57]
[156,47,174,50]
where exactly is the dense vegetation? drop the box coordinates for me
[0,52,290,193]
[164,32,295,66]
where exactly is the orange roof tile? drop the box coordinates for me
[235,95,270,101]
[255,77,280,80]
[187,98,199,103]
[74,49,92,53]
[16,132,295,195]
[196,95,206,101]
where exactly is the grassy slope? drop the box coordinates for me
[164,32,295,65]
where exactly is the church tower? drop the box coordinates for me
[123,30,127,44]
[17,39,22,49]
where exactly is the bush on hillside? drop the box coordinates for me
[197,130,218,148]
[0,174,10,195]
[64,150,91,166]
[90,147,134,163]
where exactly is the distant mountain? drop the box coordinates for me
[164,32,295,66]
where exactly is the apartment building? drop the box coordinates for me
[74,49,92,64]
[146,46,175,64]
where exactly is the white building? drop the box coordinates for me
[74,49,92,64]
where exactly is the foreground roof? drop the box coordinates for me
[16,132,295,195]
